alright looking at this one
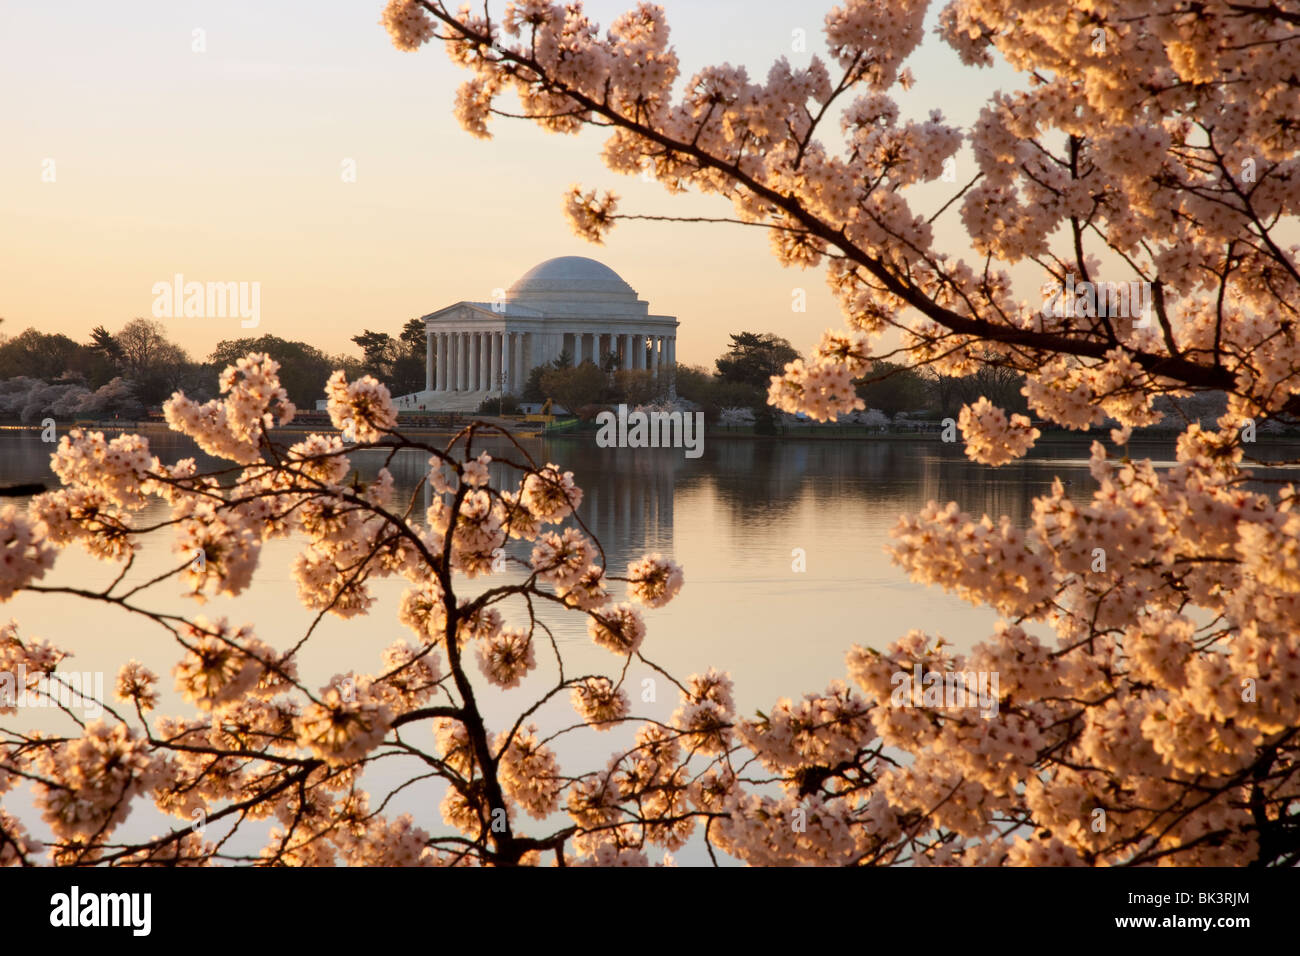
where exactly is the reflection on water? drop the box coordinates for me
[5,429,1297,692]
[0,427,1123,702]
[682,438,1058,528]
[4,428,1298,863]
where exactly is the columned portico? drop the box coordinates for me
[392,256,678,412]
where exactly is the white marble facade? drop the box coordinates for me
[398,257,679,412]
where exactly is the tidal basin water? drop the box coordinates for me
[2,428,1288,863]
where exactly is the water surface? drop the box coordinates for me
[3,429,1291,863]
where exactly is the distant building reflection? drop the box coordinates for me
[357,434,1132,566]
[379,441,680,565]
[575,450,678,559]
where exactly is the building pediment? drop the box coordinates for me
[422,301,546,326]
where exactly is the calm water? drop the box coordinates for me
[1,428,1290,863]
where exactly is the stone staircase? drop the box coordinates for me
[391,390,498,414]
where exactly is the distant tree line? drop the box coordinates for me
[671,334,1031,427]
[349,318,427,397]
[0,318,370,424]
[0,315,1035,427]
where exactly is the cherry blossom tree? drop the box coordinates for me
[365,0,1300,865]
[0,356,709,866]
[2,0,1297,867]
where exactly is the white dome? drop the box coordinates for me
[507,256,637,300]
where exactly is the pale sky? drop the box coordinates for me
[0,0,1019,369]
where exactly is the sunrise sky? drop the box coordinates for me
[0,0,1020,368]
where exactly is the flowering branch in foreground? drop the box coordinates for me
[1,355,709,866]
[363,0,1300,864]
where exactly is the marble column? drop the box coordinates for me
[434,332,444,392]
[458,332,468,391]
[490,331,501,394]
[439,333,447,392]
[431,332,440,392]
[507,332,517,392]
[479,332,488,390]
[502,332,512,394]
[667,335,676,396]
[462,333,470,391]
[425,331,434,391]
[442,332,450,391]
[433,332,442,391]
[514,332,523,392]
[445,332,454,391]
[449,332,460,392]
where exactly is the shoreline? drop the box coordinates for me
[5,421,1300,453]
